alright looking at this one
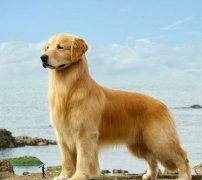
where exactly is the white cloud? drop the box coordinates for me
[0,39,201,87]
[0,41,44,75]
[88,39,202,86]
[160,17,193,31]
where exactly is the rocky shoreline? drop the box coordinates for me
[0,129,56,148]
[15,136,56,147]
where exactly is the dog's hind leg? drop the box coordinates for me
[127,144,158,180]
[156,145,191,180]
[143,121,191,180]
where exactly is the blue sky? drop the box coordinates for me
[0,0,202,86]
[1,0,202,44]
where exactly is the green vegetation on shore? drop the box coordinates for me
[8,156,43,166]
[47,166,61,172]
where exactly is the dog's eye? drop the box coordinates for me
[45,46,49,51]
[57,44,64,49]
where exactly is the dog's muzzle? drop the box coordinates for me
[40,54,71,70]
[41,54,50,68]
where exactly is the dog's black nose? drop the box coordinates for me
[40,54,48,63]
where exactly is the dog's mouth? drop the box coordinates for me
[58,64,67,68]
[42,63,70,70]
[42,63,55,69]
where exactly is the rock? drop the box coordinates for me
[0,129,16,148]
[190,104,202,109]
[124,170,129,173]
[112,169,128,174]
[15,136,57,146]
[194,163,202,175]
[0,129,57,148]
[101,169,111,174]
[22,172,30,175]
[0,159,15,178]
[37,142,47,146]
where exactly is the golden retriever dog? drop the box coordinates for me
[41,33,191,180]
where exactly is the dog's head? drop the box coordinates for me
[41,34,88,70]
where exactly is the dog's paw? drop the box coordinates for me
[53,177,59,180]
[142,172,157,180]
[53,176,68,180]
[69,171,88,180]
[53,171,73,180]
[53,175,69,180]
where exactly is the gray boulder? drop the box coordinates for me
[0,129,16,148]
[190,104,202,109]
[0,128,56,148]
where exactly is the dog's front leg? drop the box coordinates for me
[53,133,76,180]
[70,132,100,180]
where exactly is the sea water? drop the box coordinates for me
[0,77,202,175]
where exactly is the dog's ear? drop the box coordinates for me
[71,38,88,62]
